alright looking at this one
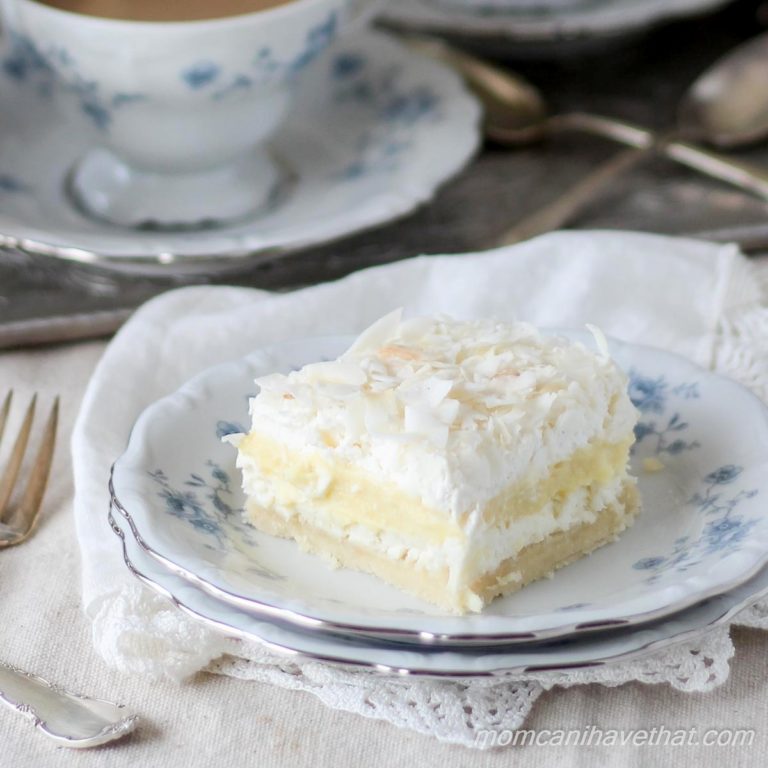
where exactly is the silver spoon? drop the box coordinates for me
[407,37,768,216]
[677,32,768,149]
[493,33,768,244]
[0,661,138,748]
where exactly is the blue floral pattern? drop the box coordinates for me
[1,31,146,129]
[183,12,339,100]
[251,12,338,81]
[181,61,221,90]
[215,420,247,439]
[2,31,51,88]
[633,464,759,582]
[148,461,240,544]
[0,174,30,194]
[329,53,442,180]
[629,369,701,456]
[147,425,279,579]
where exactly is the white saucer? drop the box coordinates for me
[110,332,768,645]
[0,31,479,275]
[381,0,732,57]
[109,505,768,676]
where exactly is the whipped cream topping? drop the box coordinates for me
[246,310,638,525]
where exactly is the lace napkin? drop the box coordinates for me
[71,231,768,748]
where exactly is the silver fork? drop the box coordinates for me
[0,391,59,547]
[0,391,139,747]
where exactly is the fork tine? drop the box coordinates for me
[0,390,12,445]
[0,394,36,522]
[4,397,59,536]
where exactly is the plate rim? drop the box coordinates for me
[109,331,768,645]
[380,0,734,42]
[108,504,768,676]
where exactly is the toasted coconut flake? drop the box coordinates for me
[342,308,403,358]
[301,361,367,386]
[586,323,610,359]
[404,404,450,448]
[422,377,454,407]
[379,344,420,361]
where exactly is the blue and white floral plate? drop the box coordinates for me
[110,332,768,646]
[0,31,479,275]
[109,504,768,675]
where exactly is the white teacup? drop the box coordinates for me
[1,0,376,227]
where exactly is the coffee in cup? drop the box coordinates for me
[36,0,297,22]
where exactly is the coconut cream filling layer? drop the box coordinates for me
[234,430,634,588]
[467,474,633,586]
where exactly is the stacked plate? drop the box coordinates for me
[381,0,735,58]
[109,331,768,677]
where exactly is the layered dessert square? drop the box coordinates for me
[230,311,639,614]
